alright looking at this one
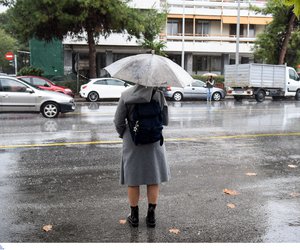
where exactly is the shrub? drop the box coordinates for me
[18,66,44,76]
[192,75,225,90]
[47,74,88,94]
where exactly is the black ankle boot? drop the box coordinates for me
[146,203,156,228]
[127,206,139,227]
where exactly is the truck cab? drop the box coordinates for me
[286,67,300,95]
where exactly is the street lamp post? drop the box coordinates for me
[235,0,241,65]
[181,0,185,69]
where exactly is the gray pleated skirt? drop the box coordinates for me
[120,126,170,186]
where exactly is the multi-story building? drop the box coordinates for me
[63,0,272,77]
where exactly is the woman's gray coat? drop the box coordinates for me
[114,84,170,186]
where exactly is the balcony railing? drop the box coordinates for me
[161,33,256,43]
[167,0,267,8]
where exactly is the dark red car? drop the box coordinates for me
[16,75,74,97]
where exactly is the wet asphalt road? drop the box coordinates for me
[0,98,300,243]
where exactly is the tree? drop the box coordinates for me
[0,28,17,71]
[138,8,167,56]
[283,0,300,16]
[6,0,164,78]
[253,0,300,66]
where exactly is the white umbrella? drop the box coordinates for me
[202,72,218,77]
[104,54,193,88]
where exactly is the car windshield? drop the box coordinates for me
[192,80,205,87]
[124,80,135,86]
[17,78,40,90]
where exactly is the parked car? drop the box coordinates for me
[80,77,133,102]
[17,75,75,97]
[0,76,75,118]
[162,79,226,101]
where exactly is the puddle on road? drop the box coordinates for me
[0,152,18,177]
[263,199,300,242]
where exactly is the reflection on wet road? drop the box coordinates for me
[0,99,300,242]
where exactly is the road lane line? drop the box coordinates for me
[0,140,122,149]
[1,132,300,149]
[0,130,90,136]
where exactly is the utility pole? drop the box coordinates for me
[181,0,185,69]
[76,52,80,94]
[14,54,17,75]
[235,0,241,65]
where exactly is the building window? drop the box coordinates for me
[185,19,193,35]
[241,57,250,64]
[230,24,244,37]
[167,19,179,35]
[196,21,209,36]
[193,56,208,72]
[193,55,221,72]
[249,24,255,37]
[211,56,222,71]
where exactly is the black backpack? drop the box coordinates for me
[128,92,164,146]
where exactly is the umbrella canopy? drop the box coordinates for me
[202,72,218,77]
[104,54,193,88]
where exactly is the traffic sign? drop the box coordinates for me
[5,51,14,61]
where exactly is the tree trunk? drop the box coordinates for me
[87,29,97,78]
[278,12,296,65]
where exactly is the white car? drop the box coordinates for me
[80,78,133,102]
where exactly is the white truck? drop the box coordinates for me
[225,63,300,102]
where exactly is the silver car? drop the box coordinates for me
[0,76,75,118]
[162,79,226,101]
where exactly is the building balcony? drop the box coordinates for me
[163,33,256,43]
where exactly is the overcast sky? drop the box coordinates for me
[0,5,8,13]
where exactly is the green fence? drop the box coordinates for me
[29,38,63,77]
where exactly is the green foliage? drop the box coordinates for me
[8,0,145,42]
[0,28,17,69]
[140,8,167,41]
[0,0,15,7]
[7,0,149,77]
[193,75,225,90]
[140,39,167,56]
[253,0,300,66]
[138,8,167,56]
[0,11,29,51]
[48,74,88,93]
[283,0,300,17]
[6,1,167,76]
[17,66,44,76]
[286,28,300,67]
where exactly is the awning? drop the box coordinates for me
[168,14,221,20]
[167,14,272,24]
[222,16,272,25]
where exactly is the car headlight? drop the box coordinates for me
[65,88,72,92]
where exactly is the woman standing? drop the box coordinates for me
[206,76,215,101]
[114,84,170,228]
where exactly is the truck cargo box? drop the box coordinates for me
[225,64,286,89]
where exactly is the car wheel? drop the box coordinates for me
[41,102,60,118]
[255,90,265,102]
[173,92,183,101]
[295,90,300,101]
[88,91,99,102]
[212,92,222,101]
